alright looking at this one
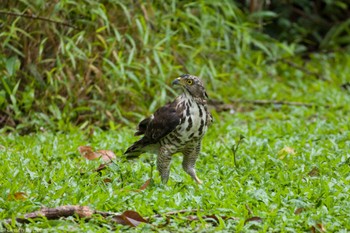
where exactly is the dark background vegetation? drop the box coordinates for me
[1,0,349,133]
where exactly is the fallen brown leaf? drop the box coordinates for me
[140,179,151,191]
[96,150,116,162]
[311,226,316,233]
[316,223,326,232]
[103,178,112,183]
[78,146,116,162]
[244,216,263,225]
[131,179,152,193]
[78,146,116,173]
[294,207,305,215]
[94,163,109,172]
[278,146,296,159]
[78,146,99,160]
[308,167,320,177]
[8,192,27,201]
[113,210,148,227]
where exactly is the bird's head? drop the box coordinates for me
[172,74,208,100]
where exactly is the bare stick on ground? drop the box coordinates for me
[0,11,78,30]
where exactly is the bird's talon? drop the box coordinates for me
[194,176,203,184]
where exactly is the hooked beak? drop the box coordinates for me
[172,77,182,86]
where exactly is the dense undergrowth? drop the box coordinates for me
[1,0,349,132]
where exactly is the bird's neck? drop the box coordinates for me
[180,92,206,105]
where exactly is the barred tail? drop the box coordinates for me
[124,140,144,159]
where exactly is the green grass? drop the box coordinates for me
[1,96,349,231]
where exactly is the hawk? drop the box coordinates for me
[124,74,212,184]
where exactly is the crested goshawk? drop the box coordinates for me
[124,74,212,184]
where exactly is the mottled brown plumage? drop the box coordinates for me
[124,74,212,184]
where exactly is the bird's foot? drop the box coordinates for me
[161,175,170,184]
[193,175,202,184]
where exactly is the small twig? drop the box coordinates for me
[231,99,319,107]
[172,51,190,74]
[231,135,245,167]
[94,210,120,217]
[150,158,155,183]
[208,99,331,113]
[104,153,118,167]
[3,206,239,229]
[0,11,79,30]
[3,206,93,225]
[187,215,238,222]
[245,204,254,216]
[152,209,238,227]
[153,209,204,218]
[113,159,125,187]
[266,57,325,80]
[291,7,330,27]
[280,59,324,80]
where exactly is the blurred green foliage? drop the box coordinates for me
[0,0,349,133]
[258,0,350,51]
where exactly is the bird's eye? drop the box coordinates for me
[186,79,193,85]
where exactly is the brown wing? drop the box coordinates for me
[146,106,180,142]
[140,101,183,144]
[124,99,184,158]
[134,118,151,136]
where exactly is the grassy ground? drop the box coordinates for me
[1,1,350,231]
[1,64,349,231]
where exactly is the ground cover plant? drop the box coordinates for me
[1,0,350,232]
[1,64,350,231]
